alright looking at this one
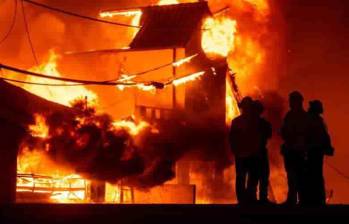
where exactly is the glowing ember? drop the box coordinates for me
[20,50,97,107]
[202,17,237,58]
[172,71,205,86]
[29,114,49,138]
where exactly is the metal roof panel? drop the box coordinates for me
[130,2,211,49]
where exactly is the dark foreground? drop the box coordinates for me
[1,204,349,224]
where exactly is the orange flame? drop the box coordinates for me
[29,114,49,138]
[16,148,89,203]
[20,50,97,107]
[17,173,89,203]
[202,17,237,58]
[113,118,150,136]
[172,54,198,67]
[172,71,205,86]
[116,81,156,92]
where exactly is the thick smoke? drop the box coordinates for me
[20,100,146,186]
[19,98,232,189]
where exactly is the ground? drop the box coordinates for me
[1,204,349,224]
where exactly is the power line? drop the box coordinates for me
[0,48,206,90]
[0,0,18,46]
[132,53,199,77]
[0,52,199,87]
[0,63,208,91]
[325,161,349,181]
[0,63,132,86]
[23,0,141,28]
[0,63,199,89]
[21,0,38,65]
[0,77,90,86]
[212,6,230,16]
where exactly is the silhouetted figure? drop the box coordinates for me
[281,91,309,205]
[253,100,273,204]
[306,100,334,205]
[229,97,261,204]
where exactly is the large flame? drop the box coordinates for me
[17,115,89,203]
[16,147,89,203]
[21,50,97,107]
[15,0,281,204]
[201,0,271,124]
[202,17,237,58]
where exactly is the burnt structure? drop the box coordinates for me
[122,2,230,194]
[0,79,72,203]
[1,2,231,204]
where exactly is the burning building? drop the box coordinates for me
[0,0,282,204]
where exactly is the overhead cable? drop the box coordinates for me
[0,77,90,86]
[21,0,39,65]
[0,0,18,45]
[132,53,199,77]
[325,162,349,181]
[23,0,141,28]
[0,63,132,86]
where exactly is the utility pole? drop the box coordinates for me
[172,48,177,109]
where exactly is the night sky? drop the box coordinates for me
[282,0,349,203]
